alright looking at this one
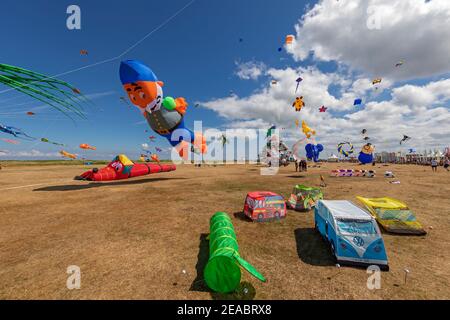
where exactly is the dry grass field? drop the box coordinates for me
[0,161,449,299]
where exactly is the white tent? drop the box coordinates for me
[328,154,339,162]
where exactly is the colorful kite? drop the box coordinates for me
[60,150,77,159]
[354,98,362,106]
[204,212,265,293]
[149,136,156,142]
[301,120,315,139]
[319,106,327,112]
[292,96,305,112]
[80,50,88,55]
[372,78,382,85]
[285,35,295,45]
[155,147,162,152]
[26,111,35,116]
[305,143,324,162]
[358,143,375,164]
[150,154,160,163]
[0,63,87,119]
[0,123,35,140]
[75,154,176,181]
[41,138,65,146]
[120,60,207,159]
[80,143,96,150]
[337,142,354,157]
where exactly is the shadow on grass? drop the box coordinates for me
[233,211,252,222]
[294,228,335,266]
[189,233,210,293]
[285,175,307,178]
[189,233,257,300]
[32,177,186,192]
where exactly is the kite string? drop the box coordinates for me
[0,0,197,95]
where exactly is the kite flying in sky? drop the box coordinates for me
[354,98,362,106]
[41,138,64,146]
[60,150,77,159]
[80,143,96,150]
[319,106,327,112]
[120,60,207,159]
[400,135,411,145]
[0,63,87,119]
[292,96,305,112]
[0,123,35,140]
[295,77,303,93]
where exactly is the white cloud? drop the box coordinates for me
[289,0,450,81]
[0,149,60,158]
[201,65,450,153]
[235,61,266,80]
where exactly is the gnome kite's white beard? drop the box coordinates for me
[144,84,163,114]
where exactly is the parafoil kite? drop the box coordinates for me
[305,143,324,162]
[41,138,65,146]
[354,98,362,106]
[292,96,305,112]
[295,77,303,93]
[0,123,35,140]
[319,106,327,112]
[60,150,77,159]
[358,143,375,164]
[0,63,87,119]
[400,135,411,145]
[75,154,176,181]
[301,120,315,139]
[337,142,354,157]
[79,143,96,150]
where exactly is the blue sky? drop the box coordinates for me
[1,0,449,160]
[0,0,312,159]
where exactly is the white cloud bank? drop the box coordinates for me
[201,0,450,154]
[288,0,450,81]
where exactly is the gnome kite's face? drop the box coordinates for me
[119,60,164,113]
[123,81,164,113]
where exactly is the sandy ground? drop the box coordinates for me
[0,162,449,300]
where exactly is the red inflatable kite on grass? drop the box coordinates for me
[75,154,175,181]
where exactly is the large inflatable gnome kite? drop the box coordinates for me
[119,60,206,158]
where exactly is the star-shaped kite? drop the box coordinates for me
[319,106,327,112]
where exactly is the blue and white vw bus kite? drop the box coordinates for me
[314,200,389,270]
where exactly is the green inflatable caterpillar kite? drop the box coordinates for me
[204,212,266,293]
